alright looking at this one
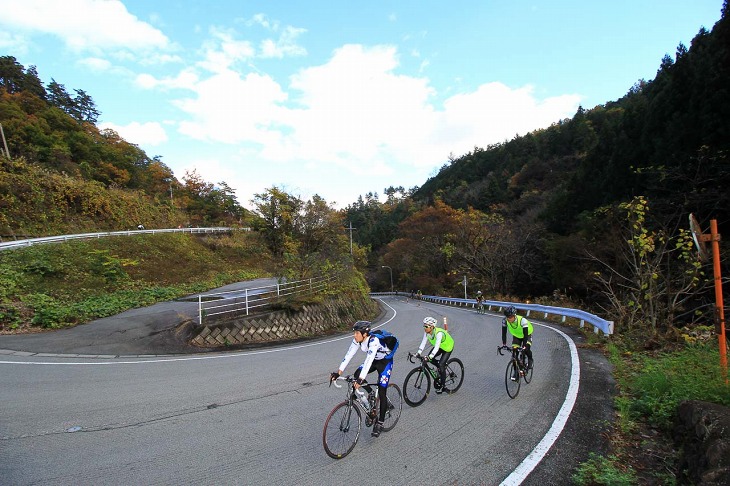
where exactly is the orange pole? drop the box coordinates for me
[710,220,727,383]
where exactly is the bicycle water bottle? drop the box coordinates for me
[355,388,370,411]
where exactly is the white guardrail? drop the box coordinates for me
[0,227,243,251]
[198,275,337,325]
[371,292,614,335]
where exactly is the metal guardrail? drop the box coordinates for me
[0,227,244,251]
[371,292,614,335]
[198,275,337,325]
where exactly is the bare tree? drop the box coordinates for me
[588,197,707,336]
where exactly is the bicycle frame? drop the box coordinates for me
[332,376,377,416]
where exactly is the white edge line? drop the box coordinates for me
[0,298,398,366]
[499,323,580,486]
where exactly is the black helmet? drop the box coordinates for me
[352,321,371,333]
[504,305,517,317]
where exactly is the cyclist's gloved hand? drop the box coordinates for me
[330,372,339,383]
[355,377,364,385]
[415,352,421,359]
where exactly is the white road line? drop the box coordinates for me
[0,299,397,366]
[500,323,580,485]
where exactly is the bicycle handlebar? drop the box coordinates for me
[331,376,346,388]
[497,345,524,356]
[330,375,370,389]
[407,351,429,364]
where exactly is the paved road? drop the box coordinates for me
[0,295,614,485]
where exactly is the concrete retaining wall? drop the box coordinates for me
[190,294,379,347]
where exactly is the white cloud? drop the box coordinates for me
[139,43,580,185]
[438,83,582,150]
[198,27,256,73]
[175,70,288,144]
[135,68,199,90]
[0,31,29,55]
[0,0,169,52]
[99,121,168,146]
[259,26,307,59]
[77,57,112,72]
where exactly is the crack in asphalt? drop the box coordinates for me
[1,382,321,441]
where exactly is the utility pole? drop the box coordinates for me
[0,123,9,159]
[346,221,357,255]
[462,275,467,299]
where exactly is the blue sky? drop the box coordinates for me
[0,0,724,208]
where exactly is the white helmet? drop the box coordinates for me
[423,316,437,327]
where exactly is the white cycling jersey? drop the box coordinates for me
[339,335,390,381]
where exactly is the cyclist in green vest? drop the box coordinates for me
[501,305,534,380]
[416,316,455,394]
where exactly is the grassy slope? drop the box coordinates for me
[0,231,274,331]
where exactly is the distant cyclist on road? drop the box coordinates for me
[330,321,394,438]
[475,291,484,312]
[501,306,534,379]
[416,316,455,394]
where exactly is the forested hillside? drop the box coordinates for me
[347,2,729,337]
[0,56,247,236]
[0,55,370,334]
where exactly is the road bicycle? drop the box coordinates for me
[322,376,403,459]
[497,345,533,398]
[476,301,486,314]
[402,351,464,406]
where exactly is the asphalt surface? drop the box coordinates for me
[0,292,616,485]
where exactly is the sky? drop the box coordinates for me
[0,0,724,209]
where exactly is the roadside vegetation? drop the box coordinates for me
[0,231,272,331]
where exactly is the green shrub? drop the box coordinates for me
[23,293,71,328]
[88,249,138,283]
[0,265,20,299]
[628,344,730,429]
[0,303,20,328]
[572,452,637,485]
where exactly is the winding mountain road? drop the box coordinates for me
[0,295,614,485]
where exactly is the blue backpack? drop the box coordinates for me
[370,329,399,359]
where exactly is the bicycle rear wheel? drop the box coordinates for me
[379,384,403,431]
[521,355,533,383]
[505,361,521,399]
[444,358,464,393]
[403,367,430,406]
[323,401,362,459]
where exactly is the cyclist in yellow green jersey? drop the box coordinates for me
[416,316,455,394]
[501,305,534,379]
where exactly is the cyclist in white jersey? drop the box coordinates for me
[330,321,394,438]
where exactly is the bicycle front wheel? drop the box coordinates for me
[505,360,521,399]
[380,384,403,431]
[444,358,464,393]
[403,367,430,407]
[323,401,362,459]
